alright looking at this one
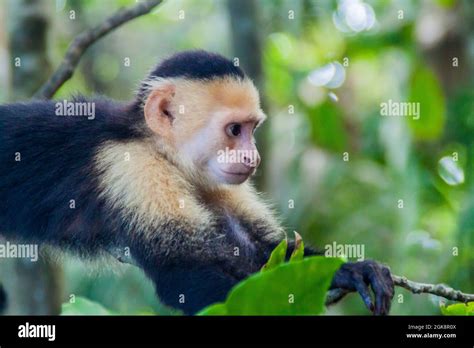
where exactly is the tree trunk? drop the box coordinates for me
[226,0,268,191]
[0,0,63,315]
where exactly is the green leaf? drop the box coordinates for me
[197,303,228,316]
[290,231,305,262]
[408,65,446,141]
[61,297,115,315]
[261,238,288,271]
[198,256,344,315]
[440,302,474,316]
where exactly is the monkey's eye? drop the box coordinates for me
[227,123,241,137]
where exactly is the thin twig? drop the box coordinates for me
[392,275,474,303]
[326,274,474,306]
[34,0,163,99]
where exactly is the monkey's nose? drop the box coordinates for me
[242,153,260,169]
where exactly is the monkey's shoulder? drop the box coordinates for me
[0,97,136,127]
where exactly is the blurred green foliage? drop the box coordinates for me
[408,65,445,140]
[2,0,473,315]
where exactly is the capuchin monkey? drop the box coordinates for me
[0,50,394,315]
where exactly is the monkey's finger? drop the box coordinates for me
[368,269,391,315]
[374,286,386,315]
[381,285,393,315]
[377,266,394,315]
[353,275,374,313]
[384,294,392,315]
[382,267,395,314]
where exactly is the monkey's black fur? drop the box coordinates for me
[151,50,245,81]
[136,50,245,101]
[0,284,6,313]
[0,99,143,255]
[0,51,394,315]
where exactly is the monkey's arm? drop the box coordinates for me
[132,229,393,315]
[125,220,272,315]
[147,263,239,314]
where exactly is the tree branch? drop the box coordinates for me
[113,250,474,306]
[34,0,163,99]
[112,247,474,307]
[326,274,474,306]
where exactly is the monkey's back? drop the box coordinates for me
[0,98,144,252]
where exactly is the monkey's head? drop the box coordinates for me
[140,51,265,186]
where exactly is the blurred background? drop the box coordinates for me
[0,0,473,315]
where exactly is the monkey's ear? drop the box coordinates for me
[144,83,176,136]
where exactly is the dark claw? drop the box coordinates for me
[353,274,374,312]
[330,260,394,315]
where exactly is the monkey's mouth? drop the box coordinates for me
[217,168,253,184]
[220,169,252,177]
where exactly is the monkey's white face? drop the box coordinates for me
[143,77,266,186]
[179,109,263,185]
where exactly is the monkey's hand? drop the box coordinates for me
[330,260,394,315]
